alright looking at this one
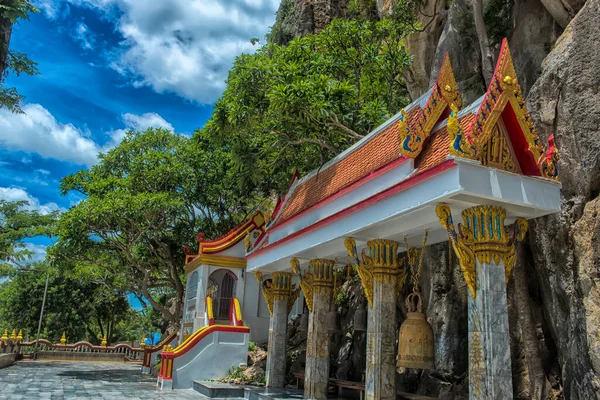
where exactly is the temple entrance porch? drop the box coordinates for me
[246,42,561,400]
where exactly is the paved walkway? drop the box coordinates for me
[0,361,205,399]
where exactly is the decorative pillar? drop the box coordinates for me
[346,238,403,400]
[292,258,336,400]
[255,271,300,388]
[436,204,528,400]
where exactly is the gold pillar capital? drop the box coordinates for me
[291,258,336,312]
[436,203,528,298]
[255,270,300,316]
[309,258,336,288]
[345,238,403,308]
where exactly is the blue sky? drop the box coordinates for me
[0,0,280,271]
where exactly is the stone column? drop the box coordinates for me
[346,238,400,400]
[436,204,528,400]
[255,271,300,388]
[293,258,336,400]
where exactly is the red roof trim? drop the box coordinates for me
[172,325,249,358]
[270,169,300,223]
[198,212,265,255]
[268,155,409,232]
[248,159,456,259]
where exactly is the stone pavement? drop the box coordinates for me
[0,361,205,399]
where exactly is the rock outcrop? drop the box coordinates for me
[525,0,600,397]
[275,0,600,397]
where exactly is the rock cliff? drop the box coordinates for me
[278,0,600,398]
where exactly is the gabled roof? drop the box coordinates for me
[184,212,266,264]
[250,40,559,257]
[446,39,559,179]
[268,55,462,230]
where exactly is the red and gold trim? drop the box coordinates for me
[142,331,177,368]
[230,298,243,326]
[159,325,250,380]
[199,212,266,254]
[399,54,463,158]
[463,39,558,180]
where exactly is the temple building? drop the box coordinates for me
[245,39,560,399]
[154,211,304,390]
[159,40,560,399]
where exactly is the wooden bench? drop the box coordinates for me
[293,372,437,400]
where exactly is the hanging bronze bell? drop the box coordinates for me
[397,292,435,370]
[327,303,340,333]
[353,303,367,332]
[298,308,309,332]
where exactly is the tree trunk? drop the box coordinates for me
[539,0,573,28]
[514,245,552,399]
[0,15,13,81]
[471,0,495,85]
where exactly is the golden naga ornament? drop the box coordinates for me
[397,230,435,370]
[447,103,477,159]
[254,270,298,316]
[254,270,274,316]
[436,203,528,298]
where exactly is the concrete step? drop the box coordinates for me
[192,381,305,400]
[193,381,249,398]
[244,387,304,400]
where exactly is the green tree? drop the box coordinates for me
[0,200,56,275]
[53,128,262,329]
[0,0,39,112]
[0,262,137,344]
[203,17,413,194]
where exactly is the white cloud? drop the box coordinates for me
[123,112,174,132]
[73,21,95,50]
[0,104,101,166]
[0,187,65,215]
[108,112,175,145]
[36,169,51,175]
[69,0,280,104]
[23,243,49,264]
[34,0,60,19]
[0,104,174,166]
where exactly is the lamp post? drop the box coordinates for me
[12,262,50,361]
[33,272,49,360]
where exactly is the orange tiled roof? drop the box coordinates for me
[415,114,476,172]
[274,107,423,225]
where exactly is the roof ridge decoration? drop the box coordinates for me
[399,53,463,158]
[447,103,477,158]
[462,39,559,180]
[186,212,266,258]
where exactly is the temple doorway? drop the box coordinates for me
[207,269,238,321]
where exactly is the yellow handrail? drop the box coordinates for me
[206,296,214,323]
[233,297,243,324]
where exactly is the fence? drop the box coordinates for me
[1,330,143,361]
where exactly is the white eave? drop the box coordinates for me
[247,158,561,272]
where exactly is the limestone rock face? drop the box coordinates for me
[295,0,349,36]
[525,1,600,396]
[402,0,449,99]
[428,0,485,104]
[275,0,600,396]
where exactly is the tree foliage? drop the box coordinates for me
[53,128,262,329]
[203,17,414,194]
[0,262,145,344]
[0,0,39,113]
[0,200,56,276]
